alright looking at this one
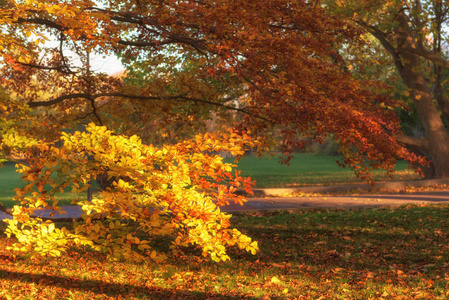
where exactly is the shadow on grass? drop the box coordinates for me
[3,206,448,299]
[230,222,449,275]
[0,267,258,299]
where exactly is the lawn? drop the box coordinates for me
[0,162,23,206]
[0,204,448,299]
[226,153,419,188]
[0,161,91,208]
[0,155,419,207]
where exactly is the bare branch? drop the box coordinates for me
[18,62,77,74]
[59,32,76,74]
[28,93,88,107]
[16,17,66,31]
[88,95,104,125]
[89,7,208,51]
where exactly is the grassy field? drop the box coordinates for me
[1,204,449,299]
[0,162,22,205]
[0,162,88,208]
[226,154,419,188]
[0,155,419,207]
[0,156,445,299]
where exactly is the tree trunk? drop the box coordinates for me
[398,65,449,178]
[397,69,449,178]
[387,11,449,178]
[330,2,449,178]
[405,145,435,179]
[425,134,449,178]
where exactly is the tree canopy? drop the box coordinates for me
[324,0,449,178]
[0,0,421,261]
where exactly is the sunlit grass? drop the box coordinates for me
[1,204,448,299]
[227,153,419,188]
[0,155,420,207]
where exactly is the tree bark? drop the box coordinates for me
[352,4,449,178]
[391,11,449,178]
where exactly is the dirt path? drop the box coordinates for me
[222,190,449,212]
[1,190,449,220]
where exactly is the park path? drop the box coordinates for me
[224,190,449,211]
[1,189,449,220]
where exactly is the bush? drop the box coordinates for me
[5,124,258,262]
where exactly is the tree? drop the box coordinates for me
[6,124,257,262]
[325,0,449,179]
[0,0,420,261]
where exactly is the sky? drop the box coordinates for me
[35,35,126,75]
[89,53,125,75]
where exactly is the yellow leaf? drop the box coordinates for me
[271,276,281,284]
[48,223,55,233]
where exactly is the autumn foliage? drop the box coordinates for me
[323,0,449,178]
[0,0,424,261]
[6,124,257,262]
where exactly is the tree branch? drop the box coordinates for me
[16,17,66,31]
[396,134,428,149]
[27,92,272,122]
[355,20,407,76]
[59,32,76,74]
[89,7,208,52]
[0,202,13,216]
[403,45,449,69]
[18,62,77,74]
[88,95,103,125]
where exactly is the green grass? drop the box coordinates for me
[1,204,449,299]
[0,162,86,208]
[226,153,419,188]
[0,162,24,206]
[0,155,419,207]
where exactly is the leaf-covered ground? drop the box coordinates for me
[1,204,449,299]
